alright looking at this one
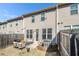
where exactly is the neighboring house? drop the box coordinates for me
[0,3,79,48]
[0,22,7,34]
[6,17,23,34]
[0,17,23,34]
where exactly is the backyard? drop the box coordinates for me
[0,45,60,56]
[0,46,46,56]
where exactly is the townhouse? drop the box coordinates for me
[0,17,23,34]
[0,3,79,48]
[58,3,79,30]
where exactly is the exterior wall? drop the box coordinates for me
[0,3,79,47]
[0,24,7,34]
[23,10,56,44]
[23,4,79,45]
[0,20,23,34]
[7,20,23,34]
[58,4,79,31]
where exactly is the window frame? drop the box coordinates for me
[16,23,18,26]
[47,28,52,39]
[42,29,46,39]
[2,25,5,29]
[41,12,45,21]
[26,30,29,38]
[42,28,52,40]
[30,30,33,38]
[32,15,35,23]
[70,4,78,15]
[10,24,12,27]
[26,29,33,39]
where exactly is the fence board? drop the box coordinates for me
[0,34,24,49]
[59,31,72,56]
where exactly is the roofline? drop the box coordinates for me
[0,16,23,25]
[0,3,73,25]
[7,16,23,22]
[22,3,72,17]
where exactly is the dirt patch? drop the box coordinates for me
[0,46,46,56]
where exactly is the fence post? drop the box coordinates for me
[75,38,77,56]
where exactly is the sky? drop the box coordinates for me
[0,3,57,22]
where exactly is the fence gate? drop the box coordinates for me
[59,32,72,56]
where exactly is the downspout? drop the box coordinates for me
[22,16,26,42]
[55,4,58,44]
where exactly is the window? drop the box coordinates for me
[42,29,46,39]
[72,25,79,29]
[0,26,2,29]
[3,26,4,29]
[16,23,18,26]
[3,24,7,29]
[42,28,52,40]
[5,24,7,28]
[30,30,32,38]
[36,29,39,41]
[70,4,78,15]
[32,15,35,23]
[73,25,79,27]
[2,24,6,29]
[64,25,71,29]
[27,30,33,39]
[41,12,45,21]
[47,28,52,39]
[10,24,12,27]
[27,30,29,38]
[64,25,71,27]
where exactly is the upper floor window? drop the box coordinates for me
[0,27,1,29]
[10,24,12,27]
[4,24,7,28]
[3,26,4,29]
[41,12,45,21]
[32,15,35,23]
[70,4,78,15]
[3,25,6,29]
[16,23,18,26]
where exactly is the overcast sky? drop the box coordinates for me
[0,3,57,22]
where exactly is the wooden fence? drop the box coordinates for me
[0,34,24,49]
[59,30,79,56]
[59,31,72,56]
